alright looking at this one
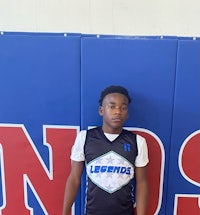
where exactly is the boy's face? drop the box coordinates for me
[99,93,129,134]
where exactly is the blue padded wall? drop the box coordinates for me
[0,32,199,215]
[166,39,200,215]
[0,33,81,215]
[81,36,178,215]
[0,33,81,128]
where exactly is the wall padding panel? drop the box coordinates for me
[81,36,178,215]
[0,33,81,214]
[167,39,200,215]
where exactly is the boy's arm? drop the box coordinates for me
[62,161,84,215]
[135,166,148,215]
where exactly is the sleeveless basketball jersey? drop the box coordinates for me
[84,127,138,215]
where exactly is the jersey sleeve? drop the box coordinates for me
[135,135,149,167]
[70,130,87,162]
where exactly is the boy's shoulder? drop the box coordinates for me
[122,128,136,136]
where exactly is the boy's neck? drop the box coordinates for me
[102,126,123,134]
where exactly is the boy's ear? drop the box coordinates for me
[99,106,103,116]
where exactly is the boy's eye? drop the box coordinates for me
[122,106,128,111]
[107,104,128,111]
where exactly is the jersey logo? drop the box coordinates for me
[86,151,134,193]
[123,143,131,151]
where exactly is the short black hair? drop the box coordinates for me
[99,85,132,106]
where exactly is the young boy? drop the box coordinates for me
[62,85,149,215]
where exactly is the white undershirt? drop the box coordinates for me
[104,133,119,141]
